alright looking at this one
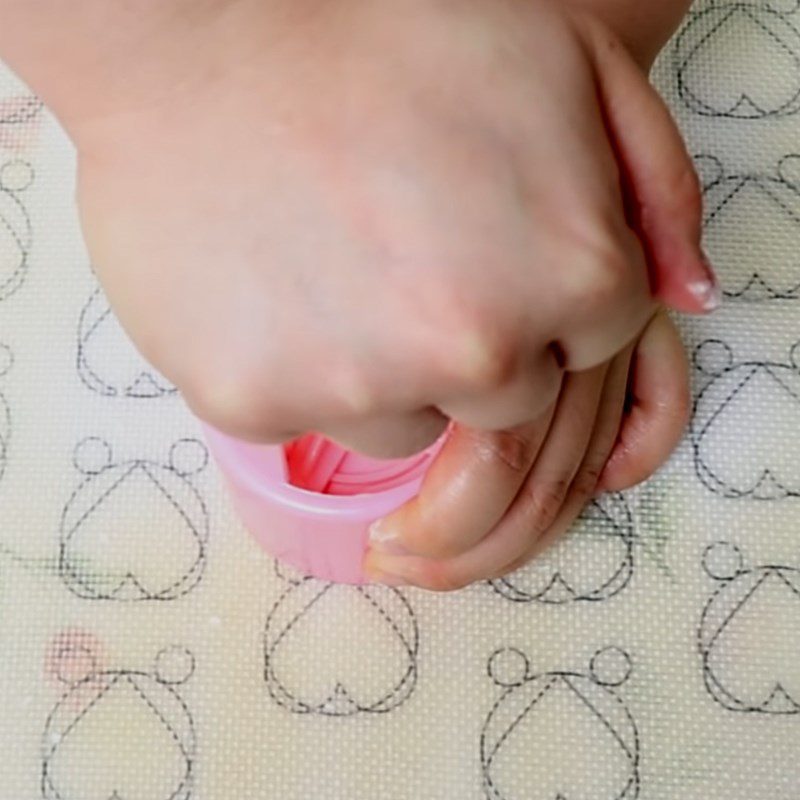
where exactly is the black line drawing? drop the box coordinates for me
[489,493,634,605]
[481,646,640,800]
[42,644,196,800]
[0,343,12,485]
[699,542,800,714]
[264,561,419,716]
[674,2,800,119]
[691,340,800,499]
[0,94,43,127]
[0,93,44,152]
[698,154,800,301]
[0,159,32,301]
[77,285,177,398]
[59,438,209,601]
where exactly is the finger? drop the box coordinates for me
[437,344,563,431]
[598,310,690,492]
[495,344,633,578]
[588,23,721,315]
[506,363,607,530]
[364,366,606,589]
[323,408,449,459]
[571,343,634,497]
[366,411,555,561]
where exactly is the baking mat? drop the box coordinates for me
[1,2,799,797]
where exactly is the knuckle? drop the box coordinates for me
[454,326,518,391]
[571,466,602,502]
[473,428,535,474]
[184,363,282,439]
[567,239,632,315]
[523,477,570,531]
[431,300,518,391]
[329,361,381,416]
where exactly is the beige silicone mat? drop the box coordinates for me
[1,1,799,798]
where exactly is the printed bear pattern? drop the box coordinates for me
[698,154,800,301]
[490,493,634,605]
[691,339,800,499]
[0,159,32,301]
[59,438,209,601]
[481,647,639,800]
[699,542,800,714]
[674,1,800,119]
[42,644,196,800]
[2,7,797,798]
[77,285,177,399]
[264,562,419,716]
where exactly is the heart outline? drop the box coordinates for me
[691,341,800,499]
[699,542,800,714]
[264,571,419,716]
[674,4,800,119]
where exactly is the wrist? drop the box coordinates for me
[0,0,289,138]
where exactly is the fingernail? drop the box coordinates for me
[688,253,722,312]
[368,519,410,556]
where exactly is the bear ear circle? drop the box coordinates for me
[168,439,208,477]
[778,154,800,189]
[767,0,800,19]
[154,646,196,685]
[590,646,633,688]
[0,159,34,192]
[55,645,98,686]
[73,437,113,475]
[703,541,745,582]
[789,341,800,372]
[488,647,531,689]
[694,154,725,190]
[694,340,734,377]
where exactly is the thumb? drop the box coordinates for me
[587,23,720,315]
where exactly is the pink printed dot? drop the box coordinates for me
[44,629,106,686]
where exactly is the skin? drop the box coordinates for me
[365,309,690,589]
[0,0,711,589]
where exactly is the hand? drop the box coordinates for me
[66,0,714,459]
[363,310,689,590]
